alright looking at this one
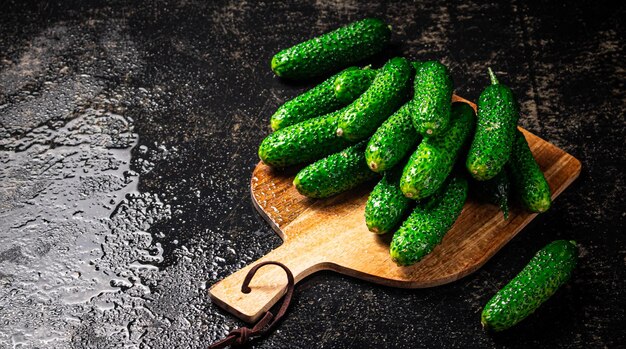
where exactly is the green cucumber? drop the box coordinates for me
[293,141,378,198]
[508,129,552,212]
[390,175,468,266]
[410,61,454,136]
[365,167,412,234]
[271,67,358,131]
[337,57,413,141]
[400,102,475,200]
[333,66,378,103]
[467,68,520,180]
[365,102,421,173]
[481,240,578,332]
[334,64,421,105]
[271,18,391,79]
[258,112,354,167]
[471,170,510,218]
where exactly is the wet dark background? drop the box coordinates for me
[1,1,624,348]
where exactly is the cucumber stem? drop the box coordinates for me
[488,67,499,85]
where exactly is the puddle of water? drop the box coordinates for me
[0,19,173,348]
[0,10,255,349]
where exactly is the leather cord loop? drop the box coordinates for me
[209,261,295,348]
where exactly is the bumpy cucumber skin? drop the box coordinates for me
[337,57,413,141]
[481,240,578,332]
[390,176,468,266]
[271,18,391,79]
[365,168,411,234]
[400,102,475,200]
[467,70,520,181]
[472,170,510,218]
[410,61,453,137]
[293,141,378,198]
[507,130,552,212]
[365,102,420,173]
[333,67,378,104]
[271,67,358,131]
[259,112,354,167]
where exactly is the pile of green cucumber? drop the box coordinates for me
[259,18,577,332]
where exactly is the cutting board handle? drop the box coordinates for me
[209,239,324,323]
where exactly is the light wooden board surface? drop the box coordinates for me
[209,96,582,323]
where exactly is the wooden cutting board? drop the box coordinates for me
[209,96,582,323]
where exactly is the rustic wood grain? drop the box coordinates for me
[209,96,582,323]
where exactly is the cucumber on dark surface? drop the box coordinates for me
[481,240,578,332]
[466,68,520,181]
[410,61,454,137]
[390,175,468,266]
[365,102,420,173]
[508,129,552,212]
[400,102,475,200]
[271,18,391,79]
[337,57,413,141]
[293,141,378,198]
[365,166,412,234]
[258,111,354,167]
[270,67,361,131]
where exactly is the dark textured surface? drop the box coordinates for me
[0,1,624,348]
